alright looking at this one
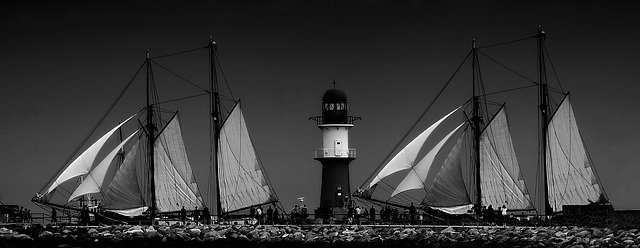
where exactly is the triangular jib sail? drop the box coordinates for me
[40,115,137,196]
[218,103,276,213]
[391,122,464,197]
[546,96,605,212]
[368,107,460,188]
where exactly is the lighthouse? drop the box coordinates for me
[310,82,360,211]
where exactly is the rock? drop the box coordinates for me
[14,234,33,241]
[592,228,603,237]
[0,228,12,235]
[247,229,260,240]
[625,239,636,245]
[293,232,304,241]
[342,229,356,235]
[38,231,54,238]
[125,229,144,234]
[467,228,480,235]
[238,234,249,241]
[189,228,202,236]
[576,230,590,238]
[441,227,456,234]
[554,231,567,237]
[226,231,239,239]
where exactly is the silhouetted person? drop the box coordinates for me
[180,206,187,224]
[486,205,495,223]
[250,207,256,218]
[301,205,308,221]
[369,206,376,223]
[193,207,200,224]
[202,207,211,224]
[409,203,416,224]
[273,207,279,224]
[256,206,263,225]
[81,206,90,225]
[347,205,354,224]
[51,208,57,223]
[266,206,273,224]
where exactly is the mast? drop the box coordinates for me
[209,37,223,220]
[471,39,482,209]
[537,28,552,216]
[145,50,158,221]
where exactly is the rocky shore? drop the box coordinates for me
[1,224,639,248]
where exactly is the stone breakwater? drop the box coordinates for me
[1,224,640,248]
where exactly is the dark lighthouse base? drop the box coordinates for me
[317,158,354,210]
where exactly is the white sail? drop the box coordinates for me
[546,97,603,212]
[101,139,151,211]
[219,103,275,213]
[479,107,532,210]
[369,107,460,188]
[423,130,473,208]
[154,115,203,212]
[68,130,140,201]
[391,123,464,197]
[43,115,136,195]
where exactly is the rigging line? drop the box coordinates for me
[39,59,146,195]
[477,50,538,87]
[477,35,537,49]
[479,85,538,97]
[219,94,236,102]
[248,124,282,201]
[542,42,565,93]
[150,46,208,59]
[150,60,210,94]
[212,51,236,101]
[580,128,609,200]
[482,99,503,106]
[155,93,210,105]
[361,50,473,190]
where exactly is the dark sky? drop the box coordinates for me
[2,0,640,213]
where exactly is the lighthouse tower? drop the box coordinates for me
[310,82,360,210]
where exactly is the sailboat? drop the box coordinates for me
[32,38,280,221]
[355,29,609,217]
